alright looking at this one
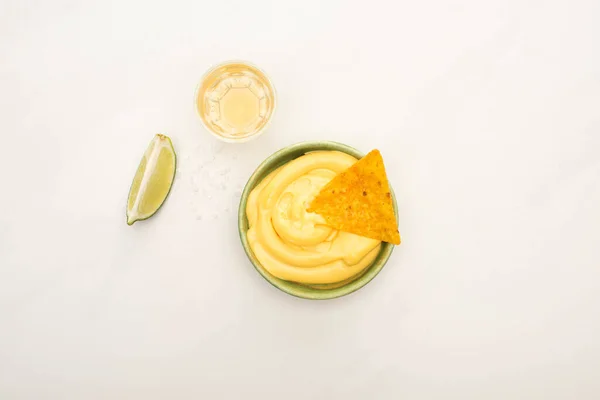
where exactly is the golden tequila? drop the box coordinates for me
[196,61,276,142]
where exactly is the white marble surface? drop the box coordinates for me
[1,0,599,398]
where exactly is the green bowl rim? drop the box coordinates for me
[237,141,397,300]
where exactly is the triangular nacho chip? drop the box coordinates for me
[307,150,400,245]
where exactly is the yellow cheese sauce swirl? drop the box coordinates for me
[246,151,381,285]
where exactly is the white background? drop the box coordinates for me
[1,0,599,398]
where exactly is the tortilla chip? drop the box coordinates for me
[307,150,400,245]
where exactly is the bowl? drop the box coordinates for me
[238,141,398,300]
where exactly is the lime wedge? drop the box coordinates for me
[126,134,176,225]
